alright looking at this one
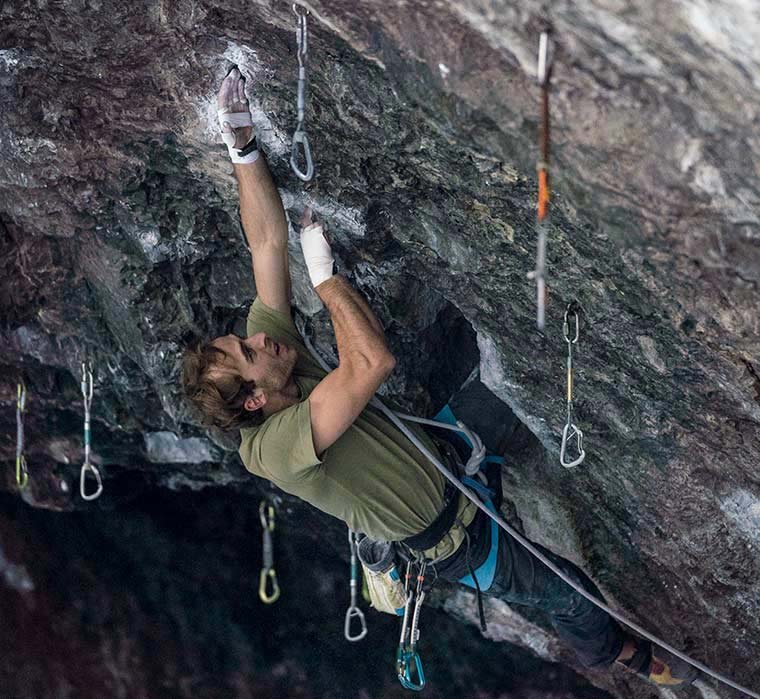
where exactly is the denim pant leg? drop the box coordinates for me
[488,529,625,668]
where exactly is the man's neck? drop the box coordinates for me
[261,379,301,418]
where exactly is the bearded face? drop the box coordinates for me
[211,332,298,401]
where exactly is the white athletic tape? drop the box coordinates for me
[218,109,259,165]
[300,223,334,287]
[217,109,254,128]
[228,147,260,165]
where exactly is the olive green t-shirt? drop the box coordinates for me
[238,297,476,561]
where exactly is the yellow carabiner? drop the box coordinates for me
[259,567,281,604]
[258,498,280,603]
[16,454,29,490]
[259,500,276,532]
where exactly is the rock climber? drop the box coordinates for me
[181,66,698,688]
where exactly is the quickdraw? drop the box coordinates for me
[16,382,29,490]
[290,4,315,182]
[258,498,281,604]
[344,529,368,642]
[396,557,427,691]
[560,304,586,468]
[527,29,554,331]
[80,362,104,500]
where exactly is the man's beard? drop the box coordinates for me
[261,353,298,392]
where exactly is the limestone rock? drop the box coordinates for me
[1,1,759,697]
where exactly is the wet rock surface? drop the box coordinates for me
[1,1,759,697]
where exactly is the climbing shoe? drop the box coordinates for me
[617,637,699,688]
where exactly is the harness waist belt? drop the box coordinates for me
[400,477,459,552]
[399,436,463,552]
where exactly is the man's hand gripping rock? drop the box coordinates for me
[299,207,334,289]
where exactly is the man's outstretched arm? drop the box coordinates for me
[235,157,291,314]
[219,67,291,314]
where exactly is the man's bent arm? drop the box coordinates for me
[234,157,291,313]
[307,275,395,455]
[316,275,394,368]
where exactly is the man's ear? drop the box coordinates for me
[244,389,267,412]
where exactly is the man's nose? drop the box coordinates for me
[253,333,267,348]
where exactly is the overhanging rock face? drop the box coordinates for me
[1,1,759,697]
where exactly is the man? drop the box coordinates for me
[181,67,698,688]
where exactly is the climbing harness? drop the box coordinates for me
[302,334,759,698]
[258,498,281,604]
[344,529,368,641]
[396,556,427,691]
[290,4,315,182]
[15,382,29,490]
[560,303,586,468]
[392,410,486,477]
[80,362,103,501]
[527,29,553,331]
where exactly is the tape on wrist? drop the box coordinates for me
[300,224,335,287]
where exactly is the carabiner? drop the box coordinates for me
[80,362,103,500]
[398,649,425,691]
[259,500,275,532]
[80,462,104,500]
[563,305,580,344]
[531,29,553,330]
[344,605,368,642]
[344,529,368,641]
[292,4,309,56]
[16,382,29,489]
[290,129,314,182]
[259,499,280,603]
[560,304,585,468]
[259,567,281,604]
[560,422,585,468]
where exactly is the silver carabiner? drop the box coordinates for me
[290,4,315,182]
[16,382,29,489]
[290,129,314,182]
[344,529,368,641]
[80,362,103,500]
[563,306,580,344]
[293,4,308,58]
[344,605,368,642]
[80,463,103,500]
[560,304,585,468]
[560,421,585,468]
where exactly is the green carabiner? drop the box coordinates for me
[397,647,425,691]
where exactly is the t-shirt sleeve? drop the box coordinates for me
[239,400,323,484]
[246,296,303,346]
